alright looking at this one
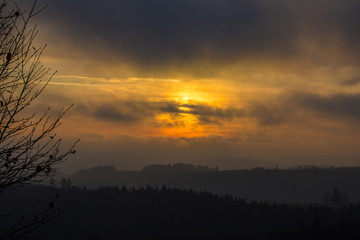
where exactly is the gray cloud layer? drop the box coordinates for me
[79,101,246,125]
[292,92,360,121]
[76,91,360,127]
[341,78,360,86]
[74,98,287,127]
[33,0,360,70]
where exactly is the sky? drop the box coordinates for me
[18,0,360,172]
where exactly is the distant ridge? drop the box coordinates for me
[141,163,218,174]
[67,164,360,203]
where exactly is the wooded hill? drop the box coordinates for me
[1,185,360,240]
[67,164,360,203]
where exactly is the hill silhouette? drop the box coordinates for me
[68,164,360,203]
[1,185,360,240]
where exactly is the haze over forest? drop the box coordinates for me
[62,164,358,203]
[16,0,360,172]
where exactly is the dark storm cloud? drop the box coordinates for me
[292,92,360,120]
[38,0,299,67]
[35,0,360,68]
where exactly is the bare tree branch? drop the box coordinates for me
[0,0,78,238]
[0,0,78,194]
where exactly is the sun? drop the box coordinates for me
[172,92,204,105]
[152,89,223,138]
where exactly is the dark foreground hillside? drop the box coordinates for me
[1,185,360,239]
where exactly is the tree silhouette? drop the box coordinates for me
[0,0,77,194]
[0,0,77,238]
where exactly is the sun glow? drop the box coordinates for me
[153,89,225,137]
[50,75,243,138]
[173,92,203,104]
[151,79,245,138]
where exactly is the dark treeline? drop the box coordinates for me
[68,164,360,203]
[1,185,360,239]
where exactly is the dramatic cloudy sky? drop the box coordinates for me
[19,0,360,172]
